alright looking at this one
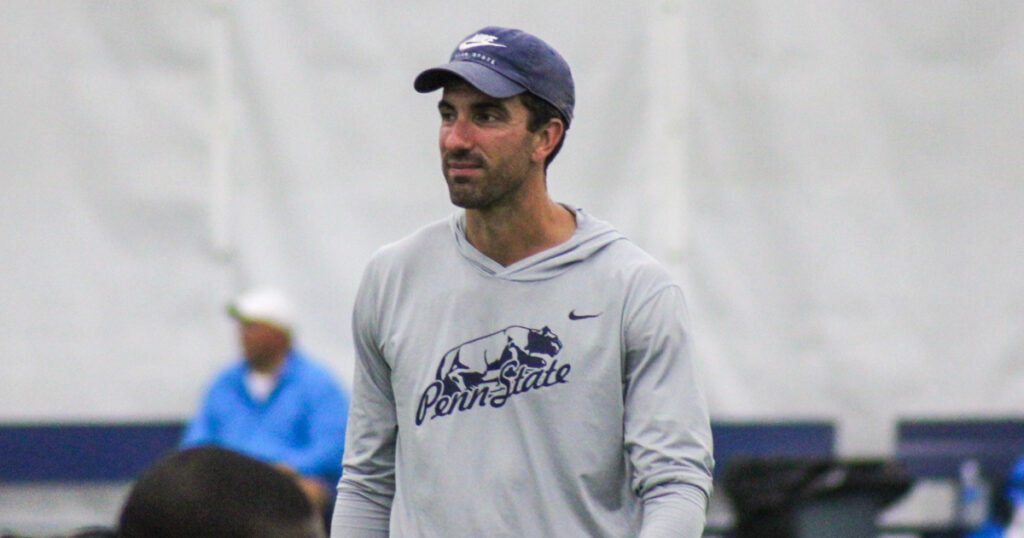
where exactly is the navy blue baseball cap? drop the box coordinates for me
[414,26,575,128]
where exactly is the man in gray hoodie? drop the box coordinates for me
[332,26,714,538]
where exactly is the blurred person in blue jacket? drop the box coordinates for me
[970,457,1024,538]
[181,287,349,514]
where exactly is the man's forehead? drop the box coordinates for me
[239,319,287,333]
[440,82,519,105]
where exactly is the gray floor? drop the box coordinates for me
[704,478,959,538]
[0,479,958,537]
[0,482,129,536]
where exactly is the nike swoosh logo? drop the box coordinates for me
[458,42,507,51]
[568,310,601,320]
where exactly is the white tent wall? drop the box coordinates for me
[685,2,1024,454]
[2,0,1023,462]
[0,3,234,421]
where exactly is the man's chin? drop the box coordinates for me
[448,189,488,210]
[449,194,477,209]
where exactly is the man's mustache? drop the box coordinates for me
[444,150,485,167]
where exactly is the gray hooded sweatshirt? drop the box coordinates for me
[333,207,714,538]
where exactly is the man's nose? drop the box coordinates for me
[441,118,473,151]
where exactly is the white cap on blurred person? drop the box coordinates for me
[227,288,296,334]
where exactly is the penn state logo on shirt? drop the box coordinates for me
[415,325,570,426]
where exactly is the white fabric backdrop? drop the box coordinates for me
[1,1,1022,455]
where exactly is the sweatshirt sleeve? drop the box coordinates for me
[332,262,397,536]
[623,284,714,535]
[638,483,708,538]
[331,488,391,538]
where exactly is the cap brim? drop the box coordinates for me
[414,62,525,98]
[227,304,243,320]
[226,305,291,333]
[226,304,259,326]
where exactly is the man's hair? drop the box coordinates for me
[118,447,323,538]
[519,91,567,168]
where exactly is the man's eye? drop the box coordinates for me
[477,112,499,123]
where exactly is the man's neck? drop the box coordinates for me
[464,195,577,267]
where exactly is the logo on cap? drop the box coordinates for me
[457,33,507,51]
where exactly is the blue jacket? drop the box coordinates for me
[967,522,1004,538]
[181,349,349,487]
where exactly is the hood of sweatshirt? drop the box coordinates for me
[450,206,625,282]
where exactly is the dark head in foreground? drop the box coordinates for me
[118,446,325,538]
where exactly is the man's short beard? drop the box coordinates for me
[445,171,527,210]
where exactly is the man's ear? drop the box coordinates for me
[532,118,565,164]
